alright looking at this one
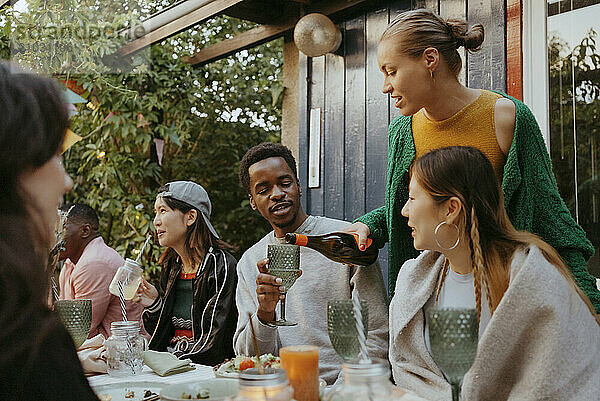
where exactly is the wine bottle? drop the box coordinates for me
[284,232,378,266]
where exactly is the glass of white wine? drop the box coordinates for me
[267,244,300,326]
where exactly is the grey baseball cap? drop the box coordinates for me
[158,181,219,239]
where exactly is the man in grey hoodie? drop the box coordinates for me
[234,142,389,384]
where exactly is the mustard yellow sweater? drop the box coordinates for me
[413,90,505,180]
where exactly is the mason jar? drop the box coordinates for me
[105,321,148,377]
[325,358,405,401]
[109,258,143,300]
[230,368,294,401]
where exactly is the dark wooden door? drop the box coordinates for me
[297,0,506,291]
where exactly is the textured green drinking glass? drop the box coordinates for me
[267,244,300,326]
[427,307,479,401]
[327,299,369,360]
[54,299,92,348]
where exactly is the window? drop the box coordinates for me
[547,0,600,276]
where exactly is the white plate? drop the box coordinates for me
[160,378,239,401]
[213,361,238,379]
[213,354,281,379]
[93,381,164,401]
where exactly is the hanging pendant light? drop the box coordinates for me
[293,13,342,57]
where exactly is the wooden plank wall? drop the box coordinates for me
[298,0,507,290]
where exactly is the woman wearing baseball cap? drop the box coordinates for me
[133,181,238,365]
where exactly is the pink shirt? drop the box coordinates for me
[59,237,148,339]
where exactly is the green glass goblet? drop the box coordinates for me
[267,244,300,326]
[55,299,92,349]
[427,307,479,401]
[327,299,369,360]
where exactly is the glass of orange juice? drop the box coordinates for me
[279,345,319,401]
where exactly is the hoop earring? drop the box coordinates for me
[434,221,460,250]
[430,70,435,84]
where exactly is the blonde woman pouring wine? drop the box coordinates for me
[342,9,600,312]
[132,181,238,366]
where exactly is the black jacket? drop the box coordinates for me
[143,247,238,366]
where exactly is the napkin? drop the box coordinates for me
[77,334,107,374]
[142,350,195,376]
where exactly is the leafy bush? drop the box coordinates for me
[1,3,282,278]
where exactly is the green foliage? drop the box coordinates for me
[1,3,282,278]
[2,0,142,74]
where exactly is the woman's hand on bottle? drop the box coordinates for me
[255,258,302,322]
[339,222,371,251]
[133,277,158,308]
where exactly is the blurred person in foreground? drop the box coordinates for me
[0,61,99,399]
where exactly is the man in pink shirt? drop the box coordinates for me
[59,203,148,339]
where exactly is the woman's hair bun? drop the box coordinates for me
[446,18,484,52]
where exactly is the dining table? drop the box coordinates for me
[87,363,217,401]
[87,363,427,401]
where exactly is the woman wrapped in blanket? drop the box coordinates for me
[389,146,599,400]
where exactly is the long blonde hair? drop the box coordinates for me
[414,146,599,323]
[380,9,484,77]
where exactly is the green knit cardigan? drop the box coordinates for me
[356,92,600,313]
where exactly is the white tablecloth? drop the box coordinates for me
[88,363,215,388]
[88,364,427,401]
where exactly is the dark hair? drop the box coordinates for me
[238,142,298,194]
[156,184,233,268]
[0,63,69,217]
[412,146,598,323]
[0,61,68,293]
[0,62,72,391]
[62,203,100,232]
[381,9,484,76]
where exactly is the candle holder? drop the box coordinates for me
[233,368,293,401]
